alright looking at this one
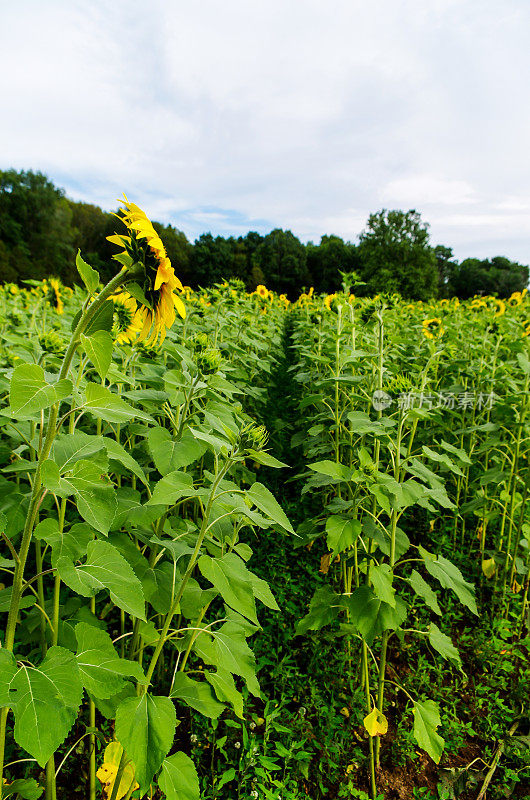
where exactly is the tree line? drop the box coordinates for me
[0,169,527,300]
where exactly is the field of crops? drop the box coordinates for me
[0,202,528,800]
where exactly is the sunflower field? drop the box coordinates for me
[0,201,528,800]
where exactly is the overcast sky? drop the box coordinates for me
[1,0,529,261]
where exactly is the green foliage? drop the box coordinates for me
[358,209,439,300]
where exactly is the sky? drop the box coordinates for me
[1,0,529,262]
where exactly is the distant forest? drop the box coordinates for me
[0,169,528,300]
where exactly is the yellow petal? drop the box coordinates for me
[363,708,388,737]
[173,294,186,320]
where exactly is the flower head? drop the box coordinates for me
[255,285,269,300]
[422,317,444,340]
[45,278,64,315]
[107,196,185,344]
[112,292,144,344]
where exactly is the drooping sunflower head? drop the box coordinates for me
[422,317,444,340]
[45,278,64,315]
[112,292,144,345]
[324,293,338,312]
[107,196,185,345]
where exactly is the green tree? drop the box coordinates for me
[191,234,236,287]
[358,209,438,300]
[306,235,360,293]
[0,169,76,283]
[434,245,458,298]
[252,229,309,296]
[449,256,529,298]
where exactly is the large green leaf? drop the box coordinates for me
[147,471,196,506]
[8,647,82,767]
[81,330,113,379]
[413,699,445,763]
[104,437,147,485]
[42,458,116,535]
[148,427,207,475]
[115,694,176,792]
[419,547,478,615]
[57,539,146,620]
[159,752,200,800]
[345,586,407,645]
[83,383,141,424]
[205,669,244,718]
[0,649,18,706]
[2,778,43,799]
[325,516,362,559]
[34,519,93,569]
[75,250,99,293]
[193,621,260,696]
[307,460,353,481]
[9,364,72,419]
[198,554,258,624]
[407,570,441,615]
[370,563,396,608]
[75,622,147,698]
[246,482,294,533]
[52,432,106,472]
[170,672,224,718]
[295,585,342,635]
[427,623,462,669]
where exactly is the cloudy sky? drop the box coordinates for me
[1,0,529,261]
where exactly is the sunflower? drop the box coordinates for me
[255,285,269,300]
[470,297,487,311]
[112,292,144,344]
[522,320,530,338]
[45,278,64,315]
[492,298,506,317]
[324,293,337,311]
[422,317,444,340]
[107,196,185,345]
[508,291,523,306]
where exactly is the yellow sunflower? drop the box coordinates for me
[107,196,185,345]
[508,291,523,306]
[324,293,337,311]
[522,320,530,338]
[255,285,269,300]
[112,292,144,344]
[492,298,506,317]
[46,278,64,315]
[422,317,444,340]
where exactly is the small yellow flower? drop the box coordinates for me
[255,284,269,299]
[422,317,444,340]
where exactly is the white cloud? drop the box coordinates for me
[1,0,529,262]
